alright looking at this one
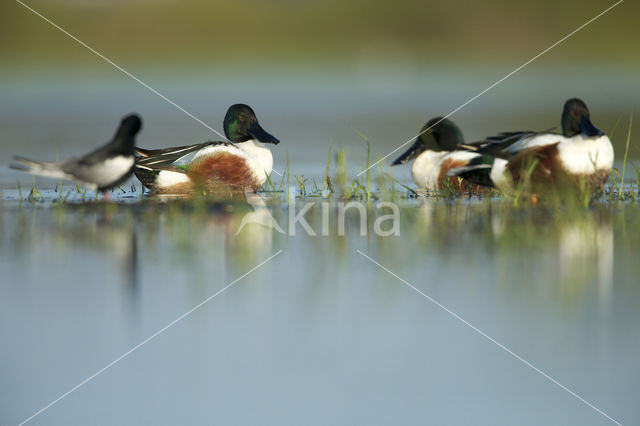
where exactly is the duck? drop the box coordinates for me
[391,117,484,192]
[134,104,279,194]
[449,98,614,192]
[10,114,141,201]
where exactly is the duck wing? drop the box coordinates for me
[135,141,234,168]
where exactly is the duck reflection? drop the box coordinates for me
[65,213,139,292]
[145,193,280,276]
[488,208,614,312]
[7,204,139,297]
[225,193,280,269]
[557,219,613,313]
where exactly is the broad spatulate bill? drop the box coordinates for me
[391,117,486,192]
[134,104,279,194]
[448,98,614,192]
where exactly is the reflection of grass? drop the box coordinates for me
[8,188,640,312]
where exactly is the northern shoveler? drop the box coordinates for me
[450,98,615,192]
[391,117,483,191]
[134,104,279,194]
[10,114,141,201]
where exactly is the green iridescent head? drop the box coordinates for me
[223,104,280,144]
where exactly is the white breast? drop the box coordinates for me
[237,140,274,185]
[411,151,447,189]
[411,150,479,189]
[156,170,190,188]
[556,134,614,174]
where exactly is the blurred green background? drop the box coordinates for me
[2,5,640,424]
[2,0,638,67]
[0,0,638,183]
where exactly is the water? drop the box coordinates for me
[1,71,639,425]
[0,192,639,425]
[1,66,638,174]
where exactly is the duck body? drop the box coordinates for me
[451,98,614,192]
[496,132,614,188]
[411,149,482,190]
[133,104,279,195]
[135,139,273,194]
[392,117,486,192]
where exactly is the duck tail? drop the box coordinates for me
[133,164,157,191]
[135,147,152,158]
[448,164,495,188]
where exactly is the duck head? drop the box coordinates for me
[392,117,464,165]
[224,104,280,144]
[561,98,605,137]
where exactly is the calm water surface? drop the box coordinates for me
[1,72,639,425]
[0,190,639,425]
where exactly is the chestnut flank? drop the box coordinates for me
[187,152,261,191]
